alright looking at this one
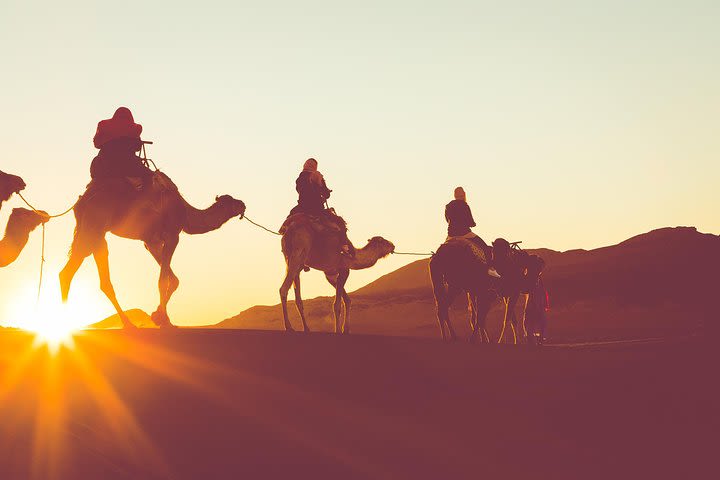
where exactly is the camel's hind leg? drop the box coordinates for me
[474,291,494,343]
[280,254,305,333]
[293,274,310,333]
[145,236,180,328]
[93,238,135,329]
[429,257,454,341]
[332,270,349,334]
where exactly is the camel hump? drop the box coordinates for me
[279,212,347,236]
[439,237,489,264]
[151,171,178,193]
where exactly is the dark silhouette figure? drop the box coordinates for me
[445,187,491,259]
[0,171,48,267]
[289,158,331,216]
[493,238,532,344]
[59,171,245,328]
[90,107,152,187]
[0,170,26,208]
[0,208,48,267]
[279,213,394,334]
[287,158,354,256]
[429,238,495,342]
[523,254,549,345]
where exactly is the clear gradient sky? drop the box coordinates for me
[1,1,718,326]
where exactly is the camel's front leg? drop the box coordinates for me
[293,274,310,333]
[94,238,135,329]
[341,290,352,335]
[333,270,349,334]
[146,236,180,328]
[497,297,511,344]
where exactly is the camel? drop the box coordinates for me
[279,214,395,334]
[0,170,27,210]
[0,170,48,267]
[429,238,495,342]
[1,208,48,267]
[59,173,245,328]
[492,238,531,344]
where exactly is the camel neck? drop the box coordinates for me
[182,201,232,235]
[0,218,32,267]
[348,245,383,270]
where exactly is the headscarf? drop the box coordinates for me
[112,106,136,124]
[454,186,466,201]
[303,158,318,172]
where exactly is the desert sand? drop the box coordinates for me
[0,329,715,479]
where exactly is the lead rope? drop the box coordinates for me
[15,192,79,302]
[241,215,282,236]
[240,214,433,256]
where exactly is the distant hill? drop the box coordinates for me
[89,309,156,329]
[216,227,719,342]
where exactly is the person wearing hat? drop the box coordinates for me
[289,158,331,216]
[445,186,491,258]
[90,107,152,188]
[289,158,354,256]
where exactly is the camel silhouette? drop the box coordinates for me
[0,171,48,267]
[429,238,495,342]
[492,239,531,344]
[279,214,394,333]
[0,170,26,209]
[59,173,245,328]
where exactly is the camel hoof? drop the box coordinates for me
[160,323,178,330]
[302,327,311,333]
[285,325,295,333]
[122,322,138,330]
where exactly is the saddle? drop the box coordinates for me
[279,210,347,235]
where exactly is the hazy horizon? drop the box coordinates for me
[1,0,718,327]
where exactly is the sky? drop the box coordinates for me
[0,0,718,327]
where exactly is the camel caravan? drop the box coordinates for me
[1,107,550,345]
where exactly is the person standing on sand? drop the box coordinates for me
[523,254,550,345]
[444,187,492,260]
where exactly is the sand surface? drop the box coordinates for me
[0,329,715,479]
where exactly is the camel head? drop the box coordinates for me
[7,208,49,233]
[366,236,395,258]
[0,171,26,204]
[214,195,246,219]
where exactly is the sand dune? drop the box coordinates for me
[0,329,714,479]
[218,227,719,341]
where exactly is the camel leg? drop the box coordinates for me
[280,257,304,333]
[145,237,180,328]
[341,289,352,335]
[293,274,310,333]
[93,238,135,329]
[443,285,460,341]
[60,220,105,302]
[468,294,479,343]
[474,292,494,344]
[497,297,511,344]
[507,294,520,345]
[333,270,349,334]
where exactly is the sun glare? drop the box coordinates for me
[4,281,109,353]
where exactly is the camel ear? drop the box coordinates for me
[215,195,220,202]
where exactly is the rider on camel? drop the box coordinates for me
[445,187,492,261]
[289,158,354,255]
[90,107,152,189]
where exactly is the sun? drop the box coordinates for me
[5,281,109,353]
